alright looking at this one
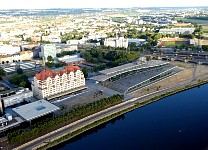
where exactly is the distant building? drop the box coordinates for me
[32,66,85,99]
[55,44,78,54]
[159,28,195,35]
[0,54,22,64]
[40,44,57,62]
[42,35,61,43]
[137,19,144,25]
[128,39,147,46]
[0,44,21,55]
[104,37,128,48]
[20,51,33,60]
[66,40,84,45]
[58,55,86,65]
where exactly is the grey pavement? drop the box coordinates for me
[1,79,14,89]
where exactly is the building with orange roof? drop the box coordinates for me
[20,51,33,60]
[31,65,85,99]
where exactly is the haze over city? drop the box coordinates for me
[1,0,208,9]
[1,1,208,150]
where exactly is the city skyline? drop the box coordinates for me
[0,0,208,9]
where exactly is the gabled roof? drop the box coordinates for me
[35,65,80,81]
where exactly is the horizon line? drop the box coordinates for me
[0,6,208,10]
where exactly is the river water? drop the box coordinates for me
[50,84,208,150]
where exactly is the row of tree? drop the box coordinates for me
[81,49,140,71]
[8,94,124,144]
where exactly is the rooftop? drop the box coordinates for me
[58,55,85,63]
[35,65,80,81]
[12,100,59,121]
[99,60,168,76]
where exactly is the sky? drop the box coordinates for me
[0,0,208,9]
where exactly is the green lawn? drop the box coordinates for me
[164,41,175,46]
[164,41,187,47]
[175,41,186,46]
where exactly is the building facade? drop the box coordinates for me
[32,66,85,99]
[0,88,33,109]
[104,37,128,48]
[159,28,195,35]
[20,51,33,60]
[40,44,57,62]
[0,44,21,55]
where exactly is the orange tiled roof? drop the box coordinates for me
[20,51,32,55]
[35,66,80,81]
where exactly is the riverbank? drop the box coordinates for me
[35,78,208,150]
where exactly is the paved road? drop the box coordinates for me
[1,79,14,89]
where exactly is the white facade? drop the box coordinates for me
[0,54,22,64]
[2,89,33,108]
[42,35,61,43]
[159,28,195,35]
[104,37,128,48]
[0,44,21,55]
[32,66,85,99]
[56,44,78,54]
[40,44,57,61]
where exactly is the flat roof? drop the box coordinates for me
[12,100,59,121]
[90,75,110,82]
[99,60,168,75]
[100,63,136,75]
[58,55,85,63]
[0,87,24,95]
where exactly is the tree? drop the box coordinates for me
[47,55,54,62]
[146,56,151,61]
[3,41,9,44]
[16,68,23,74]
[82,67,88,78]
[19,81,27,87]
[26,37,32,42]
[46,62,55,68]
[0,68,6,77]
[202,45,208,51]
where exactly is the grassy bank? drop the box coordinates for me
[36,79,208,150]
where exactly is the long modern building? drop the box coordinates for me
[159,28,195,35]
[91,60,181,94]
[91,60,169,82]
[32,65,85,99]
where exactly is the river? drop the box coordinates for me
[50,84,208,150]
